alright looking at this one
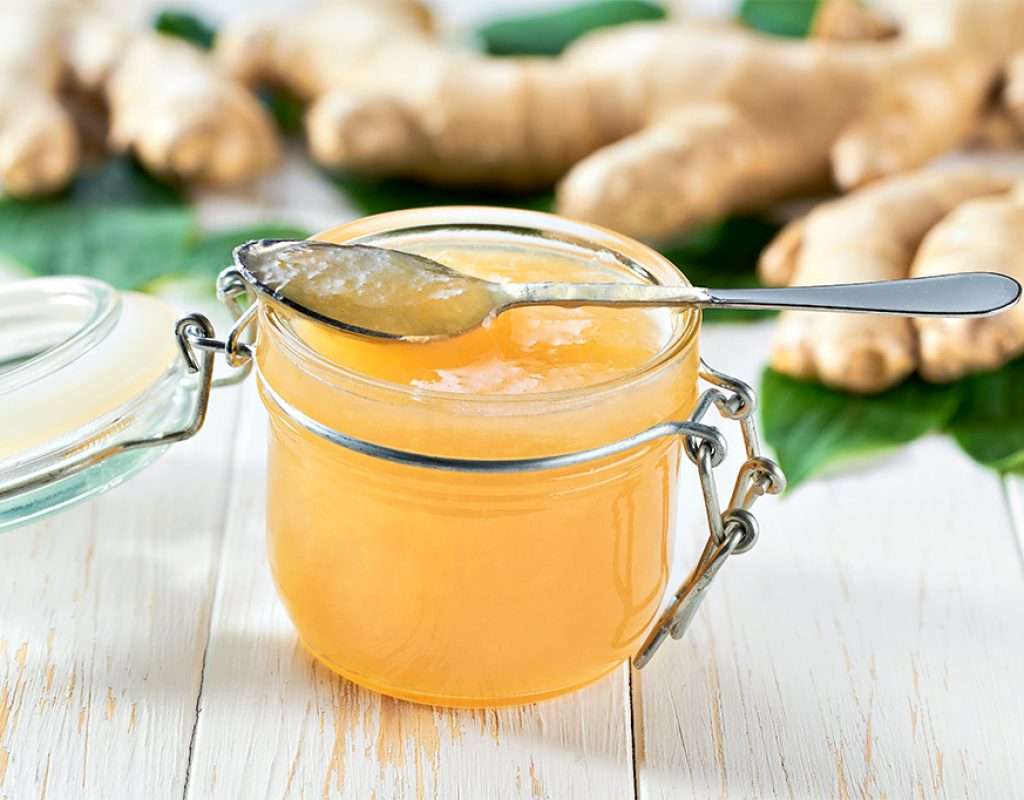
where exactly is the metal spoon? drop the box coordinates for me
[234,239,1022,342]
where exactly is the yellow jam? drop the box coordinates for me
[257,210,700,706]
[293,244,676,394]
[244,241,503,340]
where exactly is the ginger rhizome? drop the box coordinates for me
[911,189,1024,382]
[70,13,279,187]
[216,0,1024,242]
[0,1,278,196]
[0,2,78,195]
[759,169,1023,393]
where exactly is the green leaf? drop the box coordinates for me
[759,367,963,488]
[947,357,1024,473]
[478,0,665,56]
[0,156,194,289]
[259,87,306,134]
[65,156,184,207]
[0,202,195,289]
[154,10,216,50]
[178,224,311,279]
[331,173,554,215]
[657,216,781,322]
[738,0,820,37]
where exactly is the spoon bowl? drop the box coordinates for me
[234,238,505,341]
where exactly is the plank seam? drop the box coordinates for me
[181,394,247,800]
[629,665,641,800]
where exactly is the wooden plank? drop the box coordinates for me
[0,383,243,800]
[185,385,637,800]
[634,324,1024,799]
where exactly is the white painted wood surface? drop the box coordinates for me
[0,383,242,799]
[4,318,1023,799]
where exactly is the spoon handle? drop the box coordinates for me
[707,272,1020,317]
[504,272,1021,318]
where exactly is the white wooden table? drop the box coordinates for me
[4,0,1024,793]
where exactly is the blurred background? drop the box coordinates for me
[2,0,1023,483]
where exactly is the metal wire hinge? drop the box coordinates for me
[176,268,257,387]
[168,269,256,434]
[632,362,786,669]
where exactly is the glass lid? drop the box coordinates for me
[0,276,191,531]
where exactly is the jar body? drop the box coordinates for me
[257,208,701,706]
[265,417,681,705]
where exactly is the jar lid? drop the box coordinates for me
[0,276,188,531]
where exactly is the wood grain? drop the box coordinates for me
[0,384,242,800]
[634,325,1024,800]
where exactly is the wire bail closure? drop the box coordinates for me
[631,362,786,668]
[1,267,785,669]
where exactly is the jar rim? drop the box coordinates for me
[0,282,181,463]
[262,206,701,407]
[0,276,120,396]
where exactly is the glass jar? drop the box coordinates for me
[255,207,701,706]
[0,277,188,531]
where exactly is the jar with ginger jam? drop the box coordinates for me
[0,206,781,708]
[256,207,701,706]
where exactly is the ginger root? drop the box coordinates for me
[911,190,1024,381]
[828,50,993,189]
[218,0,615,188]
[102,32,278,185]
[0,2,78,195]
[68,10,280,187]
[557,33,993,239]
[760,170,1011,393]
[811,0,898,42]
[1003,51,1024,134]
[0,2,278,196]
[217,0,1023,242]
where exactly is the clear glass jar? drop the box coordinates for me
[255,207,701,706]
[0,277,187,531]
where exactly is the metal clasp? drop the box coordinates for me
[176,268,256,385]
[632,362,786,668]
